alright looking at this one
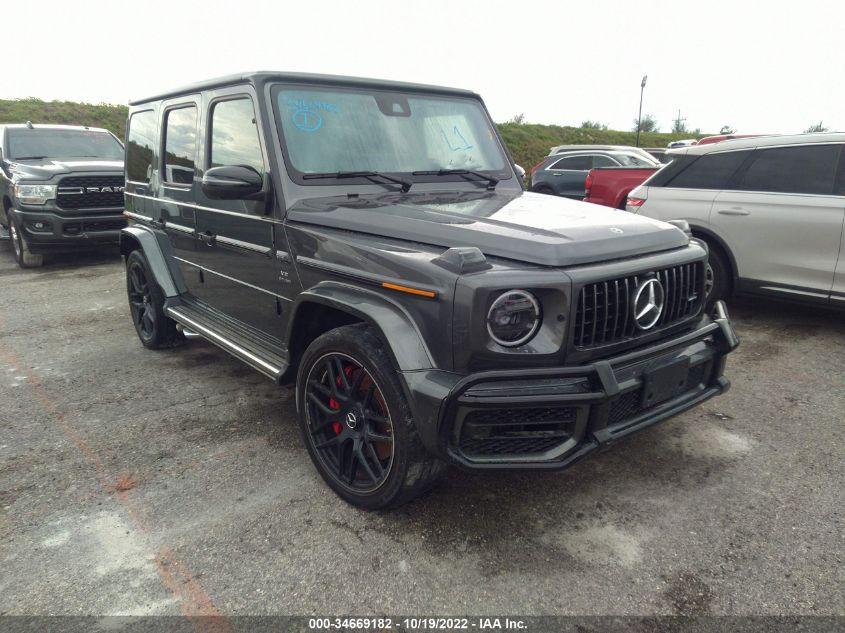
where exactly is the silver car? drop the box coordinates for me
[626,133,845,307]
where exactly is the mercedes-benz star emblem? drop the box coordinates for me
[345,411,358,429]
[632,277,665,330]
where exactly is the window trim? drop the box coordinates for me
[205,93,267,173]
[161,101,200,190]
[125,108,157,186]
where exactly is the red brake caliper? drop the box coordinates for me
[329,364,355,435]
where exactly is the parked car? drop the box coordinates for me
[696,134,761,146]
[530,150,659,198]
[548,144,656,163]
[644,147,673,164]
[668,139,698,149]
[121,71,738,509]
[584,164,662,208]
[628,133,845,307]
[0,123,126,267]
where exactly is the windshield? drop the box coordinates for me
[274,86,508,180]
[7,129,123,161]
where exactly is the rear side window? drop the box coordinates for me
[209,98,264,172]
[126,110,156,183]
[550,155,593,170]
[592,155,617,168]
[736,144,840,195]
[666,150,750,189]
[163,106,198,185]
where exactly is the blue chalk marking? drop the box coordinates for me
[293,109,322,132]
[440,125,474,151]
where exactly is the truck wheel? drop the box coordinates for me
[126,250,182,349]
[9,221,44,268]
[296,324,444,510]
[704,245,731,306]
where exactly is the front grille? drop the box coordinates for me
[607,362,708,427]
[459,406,577,457]
[574,261,704,348]
[56,175,124,209]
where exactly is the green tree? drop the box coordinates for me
[804,121,828,133]
[633,114,658,133]
[508,113,526,124]
[581,120,608,130]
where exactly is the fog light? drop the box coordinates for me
[27,221,52,232]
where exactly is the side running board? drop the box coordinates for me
[166,306,288,382]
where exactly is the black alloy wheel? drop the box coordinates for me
[303,352,394,493]
[128,258,157,341]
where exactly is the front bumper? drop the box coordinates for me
[406,302,739,470]
[10,207,126,252]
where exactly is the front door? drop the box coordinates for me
[192,89,294,342]
[710,143,844,299]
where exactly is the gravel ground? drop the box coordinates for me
[0,242,842,618]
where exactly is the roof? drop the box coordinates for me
[0,123,111,133]
[549,144,645,154]
[672,132,845,156]
[130,71,479,106]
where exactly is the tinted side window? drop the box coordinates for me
[737,144,840,195]
[667,150,750,189]
[210,99,264,172]
[126,110,156,183]
[163,106,197,185]
[592,155,617,168]
[551,155,592,170]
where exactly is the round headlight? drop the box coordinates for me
[486,290,541,347]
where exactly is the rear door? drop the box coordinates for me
[826,149,845,306]
[192,87,292,340]
[158,98,203,296]
[546,154,605,198]
[711,143,844,299]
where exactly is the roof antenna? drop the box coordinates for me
[25,121,34,129]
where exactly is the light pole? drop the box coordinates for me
[636,75,648,147]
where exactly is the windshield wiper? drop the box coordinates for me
[303,171,411,193]
[412,169,499,190]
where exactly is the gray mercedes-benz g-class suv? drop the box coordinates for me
[120,72,738,509]
[1,123,126,267]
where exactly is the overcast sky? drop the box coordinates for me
[4,0,841,134]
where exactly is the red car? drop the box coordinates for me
[583,165,661,209]
[696,133,762,145]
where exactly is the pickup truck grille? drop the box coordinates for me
[574,261,704,348]
[56,175,125,210]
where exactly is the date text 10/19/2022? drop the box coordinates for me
[308,617,528,630]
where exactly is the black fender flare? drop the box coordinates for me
[289,281,435,372]
[688,224,739,283]
[119,225,186,297]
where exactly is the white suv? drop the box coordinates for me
[627,133,845,308]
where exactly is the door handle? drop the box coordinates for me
[198,231,216,246]
[717,207,750,216]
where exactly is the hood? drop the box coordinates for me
[286,189,688,267]
[7,158,124,181]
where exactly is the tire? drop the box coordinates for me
[125,249,182,349]
[296,324,445,510]
[532,185,555,196]
[9,221,44,268]
[704,243,731,306]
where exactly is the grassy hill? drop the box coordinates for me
[0,97,700,171]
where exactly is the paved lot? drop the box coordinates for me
[0,242,842,618]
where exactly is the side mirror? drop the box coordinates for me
[514,164,526,179]
[202,165,264,200]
